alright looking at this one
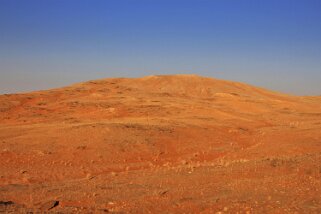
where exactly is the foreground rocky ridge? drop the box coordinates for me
[0,75,320,213]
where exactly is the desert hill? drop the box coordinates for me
[0,75,321,213]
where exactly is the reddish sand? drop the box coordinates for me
[0,74,320,213]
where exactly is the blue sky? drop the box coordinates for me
[0,0,320,95]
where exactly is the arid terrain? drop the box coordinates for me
[0,74,320,213]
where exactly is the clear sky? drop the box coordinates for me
[1,0,320,95]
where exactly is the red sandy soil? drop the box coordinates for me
[0,74,320,213]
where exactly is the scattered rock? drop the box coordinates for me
[159,190,169,196]
[181,160,188,165]
[111,172,118,176]
[0,201,14,206]
[39,200,59,211]
[270,159,280,167]
[76,145,87,150]
[35,150,45,156]
[0,201,16,212]
[86,173,94,180]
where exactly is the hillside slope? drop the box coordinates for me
[0,75,321,213]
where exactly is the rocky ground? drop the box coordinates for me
[0,75,320,213]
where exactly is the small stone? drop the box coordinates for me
[36,150,45,156]
[86,173,94,179]
[39,200,59,210]
[159,190,169,196]
[0,201,14,206]
[223,207,228,211]
[181,160,188,165]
